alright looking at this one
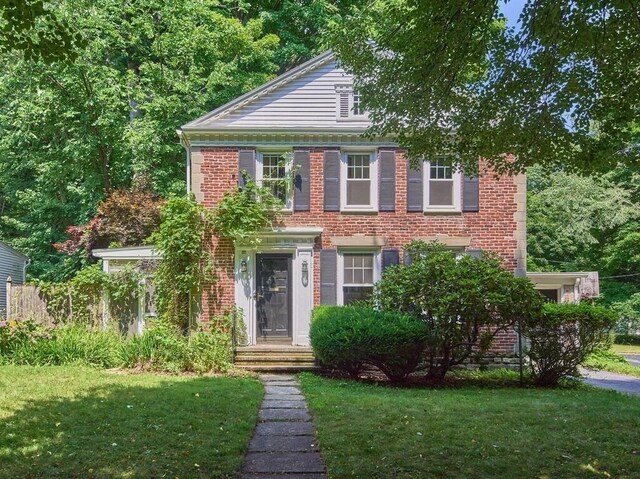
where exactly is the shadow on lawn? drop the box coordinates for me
[315,367,586,390]
[0,376,260,479]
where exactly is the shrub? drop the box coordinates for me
[1,316,233,374]
[374,241,543,381]
[2,322,121,368]
[310,305,429,382]
[121,318,233,374]
[614,333,640,345]
[523,303,618,386]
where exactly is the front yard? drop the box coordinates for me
[300,373,640,479]
[0,366,263,479]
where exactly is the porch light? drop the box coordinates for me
[301,260,308,273]
[240,259,248,273]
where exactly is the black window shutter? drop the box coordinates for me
[406,160,423,212]
[320,249,338,305]
[382,248,400,271]
[293,150,310,211]
[462,164,480,212]
[238,150,255,188]
[324,150,340,211]
[379,150,396,211]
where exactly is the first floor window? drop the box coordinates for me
[342,253,374,305]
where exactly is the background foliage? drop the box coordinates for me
[332,0,640,174]
[0,0,366,281]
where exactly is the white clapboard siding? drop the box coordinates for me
[203,59,372,130]
[0,241,28,316]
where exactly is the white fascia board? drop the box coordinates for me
[258,227,324,239]
[92,246,162,260]
[527,272,590,285]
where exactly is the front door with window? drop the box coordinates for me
[256,254,292,339]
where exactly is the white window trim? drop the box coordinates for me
[423,160,462,213]
[335,84,369,121]
[340,150,378,212]
[256,149,293,211]
[336,249,381,305]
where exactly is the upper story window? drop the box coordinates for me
[424,157,462,212]
[336,84,367,120]
[340,151,378,211]
[257,151,292,209]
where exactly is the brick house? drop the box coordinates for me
[177,51,527,357]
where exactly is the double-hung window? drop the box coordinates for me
[424,157,462,212]
[257,151,292,209]
[340,253,377,305]
[341,152,377,211]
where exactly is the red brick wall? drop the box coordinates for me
[197,146,521,353]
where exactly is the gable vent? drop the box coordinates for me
[339,93,349,118]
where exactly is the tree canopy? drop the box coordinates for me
[0,0,365,280]
[332,0,640,174]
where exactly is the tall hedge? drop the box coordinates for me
[523,302,618,386]
[374,241,543,381]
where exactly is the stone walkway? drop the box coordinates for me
[241,374,327,479]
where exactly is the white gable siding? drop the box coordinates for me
[205,60,372,130]
[0,242,27,316]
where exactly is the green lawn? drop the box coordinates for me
[0,366,263,479]
[300,373,640,479]
[612,343,640,354]
[585,349,640,378]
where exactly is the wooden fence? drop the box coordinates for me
[5,277,54,326]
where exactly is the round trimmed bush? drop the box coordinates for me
[310,305,429,382]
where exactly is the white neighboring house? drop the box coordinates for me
[527,271,600,303]
[93,246,161,335]
[0,241,29,318]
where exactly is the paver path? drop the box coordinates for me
[582,369,640,397]
[241,374,327,479]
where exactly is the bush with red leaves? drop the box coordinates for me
[55,185,164,256]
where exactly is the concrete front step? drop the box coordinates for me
[237,346,314,353]
[238,364,320,372]
[236,355,315,362]
[234,346,317,372]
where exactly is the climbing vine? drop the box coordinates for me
[151,196,214,330]
[213,154,297,243]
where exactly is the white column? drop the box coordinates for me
[293,247,314,346]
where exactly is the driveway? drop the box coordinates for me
[582,369,640,397]
[622,354,640,367]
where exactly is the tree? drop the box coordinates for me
[374,241,543,381]
[53,177,164,257]
[0,0,85,62]
[0,0,279,280]
[218,0,368,72]
[527,165,638,271]
[332,0,640,174]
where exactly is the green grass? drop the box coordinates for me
[0,366,263,479]
[612,343,640,354]
[585,349,640,378]
[300,373,640,479]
